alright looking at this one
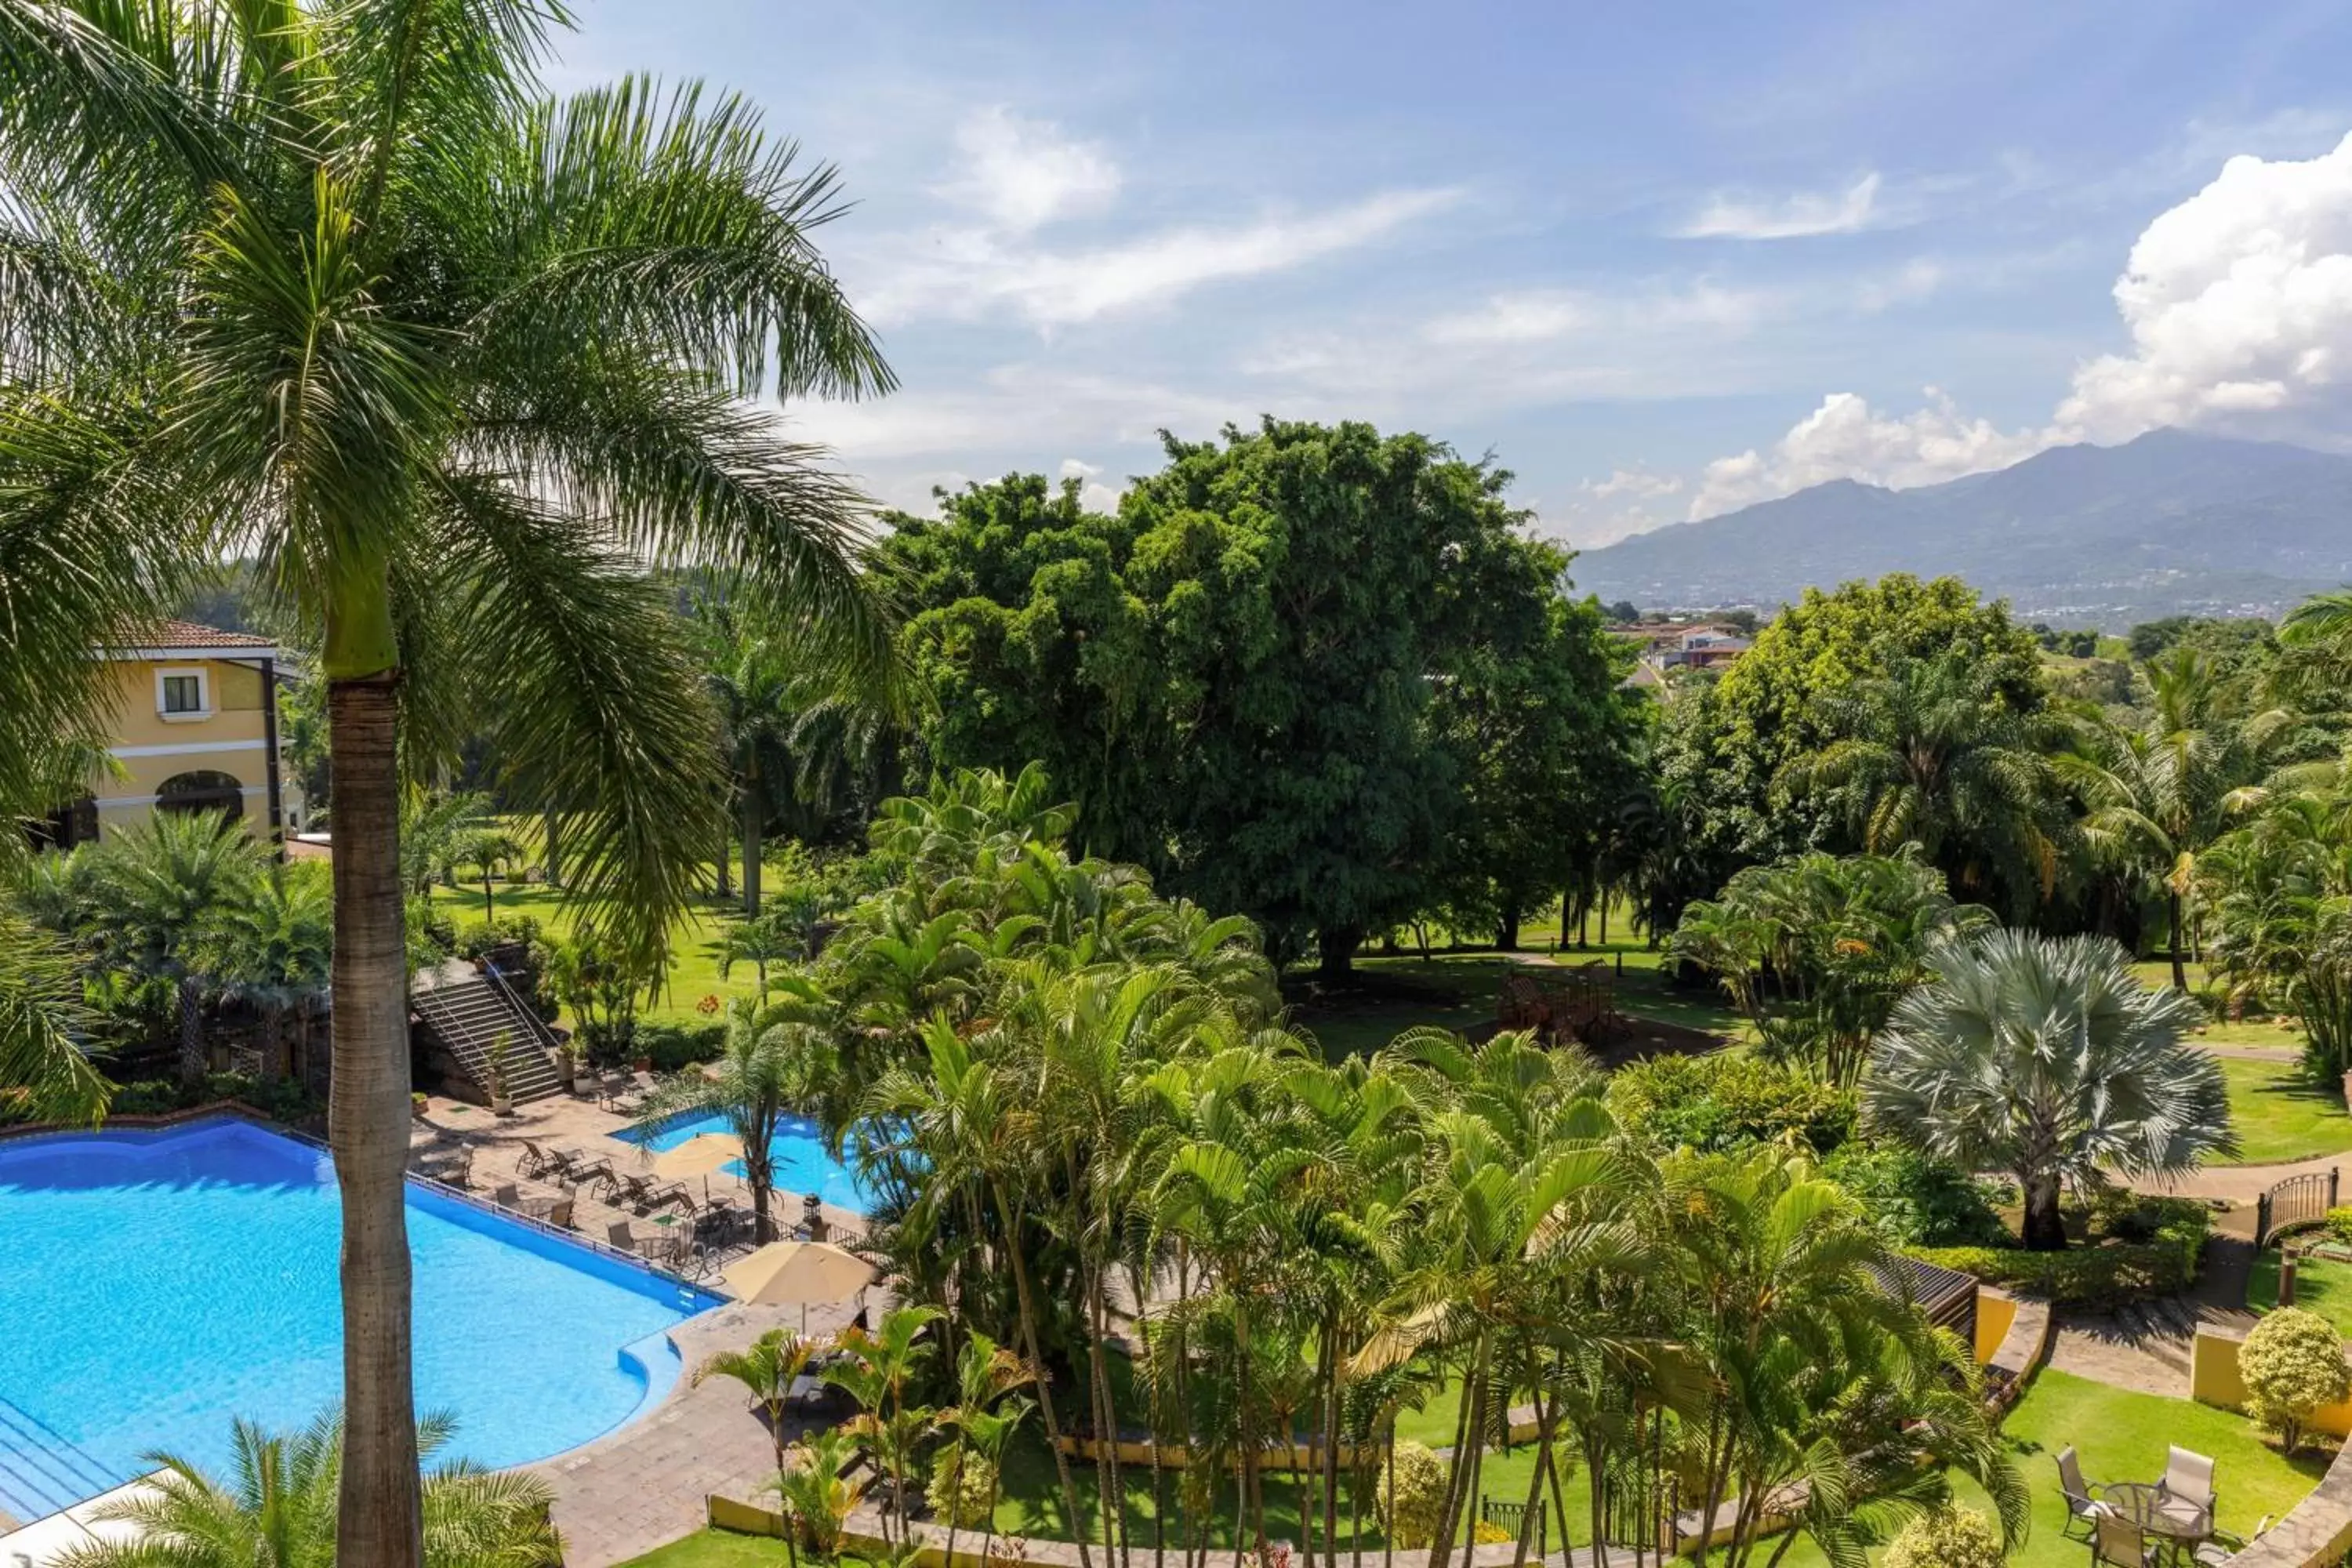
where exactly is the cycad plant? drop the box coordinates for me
[692,1326,818,1476]
[83,809,267,1083]
[1865,931,2236,1249]
[0,4,896,1559]
[52,1411,557,1568]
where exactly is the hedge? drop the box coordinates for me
[1906,1196,2209,1308]
[633,1019,728,1073]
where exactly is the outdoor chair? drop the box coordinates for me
[2093,1515,2158,1568]
[545,1195,575,1229]
[2058,1447,2110,1541]
[518,1140,564,1179]
[2161,1446,2217,1517]
[644,1180,692,1214]
[562,1152,615,1189]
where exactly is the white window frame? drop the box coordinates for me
[156,666,212,721]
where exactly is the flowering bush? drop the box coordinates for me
[927,1448,996,1529]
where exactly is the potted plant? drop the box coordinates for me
[411,1091,430,1122]
[551,1036,579,1092]
[485,1030,516,1118]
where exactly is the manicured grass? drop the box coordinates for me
[2216,1056,2350,1165]
[2250,1252,2352,1337]
[1965,1369,2326,1568]
[613,1530,793,1568]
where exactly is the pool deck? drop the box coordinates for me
[408,1091,882,1568]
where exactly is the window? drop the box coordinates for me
[157,771,244,818]
[157,668,208,718]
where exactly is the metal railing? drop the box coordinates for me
[2257,1167,2339,1247]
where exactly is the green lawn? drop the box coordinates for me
[614,1529,793,1568]
[2250,1252,2352,1337]
[2216,1056,2350,1164]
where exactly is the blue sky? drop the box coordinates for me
[554,0,2352,550]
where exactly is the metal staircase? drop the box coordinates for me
[411,969,563,1105]
[0,1393,124,1528]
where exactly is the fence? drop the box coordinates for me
[2256,1167,2340,1248]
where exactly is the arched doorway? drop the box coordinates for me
[157,769,246,818]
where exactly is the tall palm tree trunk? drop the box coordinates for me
[328,670,424,1568]
[176,975,203,1085]
[543,807,562,888]
[2169,889,2190,991]
[742,761,765,918]
[993,1183,1095,1568]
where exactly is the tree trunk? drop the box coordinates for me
[176,976,203,1086]
[328,670,424,1568]
[2170,889,2189,992]
[543,808,562,888]
[715,813,731,900]
[742,765,764,919]
[1496,905,1519,953]
[2021,1168,2067,1250]
[1318,927,1363,983]
[994,1183,1095,1568]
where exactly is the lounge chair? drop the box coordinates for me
[2161,1446,2216,1521]
[562,1150,615,1189]
[2093,1515,2157,1568]
[2058,1447,2110,1541]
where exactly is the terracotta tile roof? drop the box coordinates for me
[121,619,278,650]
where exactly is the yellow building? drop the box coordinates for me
[39,620,290,850]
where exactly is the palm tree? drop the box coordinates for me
[84,810,267,1083]
[52,1410,557,1568]
[0,7,902,1553]
[0,912,111,1123]
[637,994,827,1242]
[771,1427,868,1563]
[823,1304,943,1544]
[935,1330,1036,1568]
[200,862,335,1080]
[694,1327,818,1478]
[456,827,526,923]
[1775,654,2064,918]
[1865,931,2237,1249]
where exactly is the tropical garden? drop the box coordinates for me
[3,2,2352,1567]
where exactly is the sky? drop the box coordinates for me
[553,0,2352,551]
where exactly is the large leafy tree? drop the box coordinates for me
[1864,931,2234,1250]
[884,426,1613,973]
[83,808,268,1083]
[0,5,895,1561]
[1681,575,2048,871]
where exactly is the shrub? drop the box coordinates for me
[1374,1439,1447,1549]
[1909,1199,2210,1307]
[2241,1306,2350,1454]
[1882,1506,2004,1568]
[108,1079,180,1115]
[926,1448,996,1530]
[2324,1206,2352,1247]
[1471,1521,1512,1545]
[1821,1142,2009,1247]
[1605,1052,1856,1155]
[634,1020,728,1073]
[455,915,546,960]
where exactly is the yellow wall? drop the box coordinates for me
[2192,1327,2352,1438]
[85,655,274,836]
[1975,1291,2019,1366]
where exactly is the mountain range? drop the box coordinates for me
[1566,429,2352,628]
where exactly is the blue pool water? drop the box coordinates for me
[0,1118,722,1525]
[615,1109,880,1213]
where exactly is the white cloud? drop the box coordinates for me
[1584,467,1683,501]
[1690,390,2047,517]
[1059,456,1122,512]
[935,107,1121,233]
[1677,131,2352,519]
[862,187,1457,328]
[1857,257,1945,312]
[1423,281,1766,346]
[1679,173,1882,240]
[2054,129,2352,443]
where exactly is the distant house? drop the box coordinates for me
[1609,620,1753,686]
[36,620,291,851]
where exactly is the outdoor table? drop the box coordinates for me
[514,1192,563,1221]
[2102,1483,2212,1563]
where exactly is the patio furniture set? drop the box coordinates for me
[2060,1445,2268,1568]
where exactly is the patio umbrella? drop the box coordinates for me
[651,1131,746,1179]
[720,1240,877,1330]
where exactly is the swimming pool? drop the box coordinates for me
[0,1118,723,1526]
[615,1109,880,1213]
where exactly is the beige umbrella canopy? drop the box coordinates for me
[650,1132,746,1179]
[720,1240,877,1308]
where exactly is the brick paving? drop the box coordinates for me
[405,1087,879,1567]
